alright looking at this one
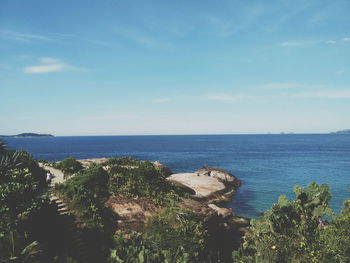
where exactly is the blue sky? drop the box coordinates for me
[1,0,350,135]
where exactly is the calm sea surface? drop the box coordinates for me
[4,134,350,218]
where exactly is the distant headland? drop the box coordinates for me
[331,129,350,134]
[0,133,54,138]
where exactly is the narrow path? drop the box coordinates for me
[40,164,65,186]
[39,163,96,263]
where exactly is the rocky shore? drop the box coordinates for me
[105,162,248,234]
[167,166,241,203]
[52,158,249,235]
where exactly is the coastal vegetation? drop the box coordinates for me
[1,141,349,262]
[233,183,350,263]
[0,140,64,262]
[109,207,207,263]
[54,157,83,177]
[106,158,186,206]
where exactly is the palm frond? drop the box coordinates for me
[21,240,41,262]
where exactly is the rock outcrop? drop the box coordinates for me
[196,166,241,188]
[167,166,241,203]
[74,158,246,234]
[166,165,247,243]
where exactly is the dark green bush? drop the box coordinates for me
[314,193,350,262]
[0,143,51,263]
[56,166,113,231]
[109,207,208,263]
[54,157,83,176]
[109,231,166,263]
[144,206,206,262]
[232,182,350,263]
[104,157,145,167]
[0,149,48,233]
[108,161,185,206]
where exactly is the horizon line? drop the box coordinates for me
[0,132,339,137]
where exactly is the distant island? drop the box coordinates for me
[332,129,350,134]
[0,133,54,138]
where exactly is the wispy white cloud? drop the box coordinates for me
[0,30,50,42]
[282,38,346,47]
[152,98,170,103]
[24,64,66,74]
[52,32,114,47]
[207,94,246,102]
[292,90,350,99]
[201,4,269,37]
[258,83,300,90]
[257,82,322,90]
[280,41,312,47]
[85,114,138,120]
[263,1,318,32]
[202,15,234,37]
[113,26,173,50]
[206,84,350,103]
[39,57,61,64]
[335,70,345,75]
[23,57,87,74]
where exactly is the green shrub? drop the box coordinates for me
[107,160,185,206]
[232,182,350,263]
[55,157,83,176]
[314,193,350,262]
[104,157,145,167]
[56,166,112,230]
[0,144,51,263]
[144,206,207,262]
[0,148,48,233]
[109,207,207,263]
[109,231,165,263]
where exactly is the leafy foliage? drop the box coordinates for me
[0,148,48,233]
[313,191,350,262]
[144,206,206,262]
[232,182,350,263]
[0,231,42,263]
[107,158,185,206]
[108,207,207,263]
[56,166,113,231]
[108,231,166,263]
[104,157,146,167]
[0,143,51,263]
[54,157,83,176]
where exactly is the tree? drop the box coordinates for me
[0,148,47,233]
[233,182,334,262]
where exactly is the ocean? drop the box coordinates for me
[4,134,350,218]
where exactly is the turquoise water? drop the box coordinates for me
[4,134,350,218]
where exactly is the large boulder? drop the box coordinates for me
[167,166,241,203]
[196,166,241,188]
